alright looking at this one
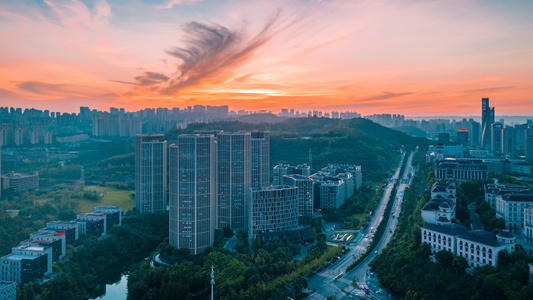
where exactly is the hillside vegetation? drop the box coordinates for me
[167,117,428,181]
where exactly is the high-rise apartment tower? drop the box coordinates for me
[481,98,495,150]
[169,135,216,254]
[216,132,251,230]
[251,131,270,188]
[135,134,167,214]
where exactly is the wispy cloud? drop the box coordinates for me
[130,12,282,96]
[362,92,413,101]
[157,0,205,10]
[43,0,112,30]
[460,86,515,94]
[18,81,107,98]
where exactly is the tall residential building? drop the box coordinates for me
[251,131,270,188]
[135,134,167,214]
[470,120,481,147]
[481,98,495,150]
[456,130,469,147]
[216,132,251,230]
[526,127,533,162]
[491,122,503,154]
[502,126,516,156]
[515,124,528,151]
[169,135,216,255]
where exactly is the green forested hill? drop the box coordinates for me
[166,117,429,181]
[395,125,428,138]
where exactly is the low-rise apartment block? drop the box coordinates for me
[1,172,39,191]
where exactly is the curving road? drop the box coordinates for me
[307,150,415,300]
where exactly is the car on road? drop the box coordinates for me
[374,251,378,254]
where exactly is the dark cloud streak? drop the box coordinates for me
[18,81,72,94]
[131,11,282,95]
[362,91,412,101]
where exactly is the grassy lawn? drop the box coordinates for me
[332,213,367,231]
[77,186,135,213]
[350,213,366,228]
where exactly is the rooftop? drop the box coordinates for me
[31,230,63,237]
[502,193,533,202]
[1,171,39,178]
[78,212,106,217]
[497,230,515,239]
[422,198,455,212]
[423,223,470,236]
[431,180,456,193]
[458,230,501,247]
[283,174,311,181]
[14,245,45,252]
[436,216,450,223]
[435,159,488,170]
[23,239,54,245]
[46,221,78,227]
[1,253,40,261]
[485,183,530,195]
[95,205,121,209]
[250,185,297,192]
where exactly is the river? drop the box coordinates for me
[87,263,129,300]
[93,274,128,300]
[86,250,153,300]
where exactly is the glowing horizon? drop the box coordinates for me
[1,0,533,116]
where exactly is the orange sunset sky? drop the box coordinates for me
[1,0,533,116]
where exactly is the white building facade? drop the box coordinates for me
[495,193,533,233]
[421,223,514,268]
[485,183,530,210]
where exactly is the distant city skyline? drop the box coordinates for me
[1,1,533,115]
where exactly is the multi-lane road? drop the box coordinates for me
[307,150,416,300]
